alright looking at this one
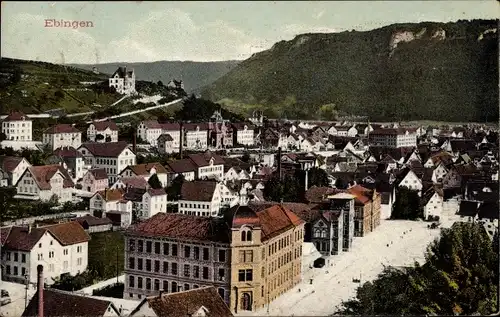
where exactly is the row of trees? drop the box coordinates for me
[335,222,498,315]
[263,167,330,202]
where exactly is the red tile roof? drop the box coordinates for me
[25,165,74,190]
[0,156,24,173]
[80,141,131,157]
[126,162,168,176]
[347,185,372,204]
[88,168,108,180]
[305,186,337,203]
[140,287,233,317]
[167,159,197,173]
[3,222,90,251]
[116,177,148,189]
[148,188,167,196]
[74,215,112,227]
[44,124,80,134]
[180,180,217,201]
[188,151,225,167]
[184,123,209,131]
[0,226,12,246]
[96,188,125,201]
[90,120,118,131]
[53,146,83,158]
[4,111,28,121]
[22,288,115,317]
[257,205,304,241]
[126,213,231,243]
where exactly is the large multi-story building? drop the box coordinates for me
[77,141,136,184]
[109,67,136,95]
[232,123,255,146]
[368,128,417,148]
[42,124,82,151]
[184,123,209,150]
[347,185,382,236]
[87,121,119,143]
[0,221,90,285]
[137,121,180,148]
[123,204,305,314]
[15,165,75,203]
[1,111,32,141]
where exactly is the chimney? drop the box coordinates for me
[305,169,309,191]
[37,265,44,317]
[179,122,184,158]
[132,129,137,154]
[277,147,282,181]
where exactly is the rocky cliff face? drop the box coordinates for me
[202,20,498,122]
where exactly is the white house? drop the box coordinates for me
[15,165,74,203]
[80,168,108,193]
[0,221,90,285]
[50,146,86,182]
[300,138,321,152]
[327,125,338,136]
[218,182,240,208]
[109,67,136,95]
[137,121,180,148]
[187,152,225,180]
[157,134,175,154]
[369,128,418,148]
[224,166,251,182]
[232,123,255,146]
[346,126,358,137]
[431,162,448,183]
[87,121,119,143]
[165,160,196,182]
[131,188,168,220]
[422,187,444,220]
[90,188,133,227]
[111,176,149,190]
[178,180,222,217]
[43,124,82,151]
[0,156,31,186]
[78,141,136,184]
[1,111,32,141]
[184,123,209,150]
[119,163,169,188]
[397,169,423,192]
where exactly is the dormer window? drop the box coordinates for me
[241,228,252,242]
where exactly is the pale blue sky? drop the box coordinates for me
[1,1,498,64]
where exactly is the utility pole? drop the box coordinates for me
[116,246,119,284]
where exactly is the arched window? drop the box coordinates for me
[241,231,246,241]
[246,230,252,241]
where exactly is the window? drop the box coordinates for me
[218,249,226,262]
[63,249,69,255]
[154,279,160,291]
[13,266,18,275]
[163,261,168,274]
[163,243,169,255]
[146,259,152,271]
[154,242,161,254]
[49,251,54,259]
[138,277,143,289]
[138,240,144,252]
[184,264,190,277]
[146,278,151,290]
[184,246,191,258]
[218,268,225,281]
[239,250,253,263]
[77,258,82,266]
[172,244,178,256]
[146,241,152,253]
[218,288,225,300]
[37,253,43,261]
[39,243,42,248]
[194,265,200,278]
[138,258,143,270]
[154,260,160,273]
[77,246,82,253]
[129,276,135,288]
[63,261,68,270]
[6,266,10,275]
[203,248,209,261]
[22,267,26,276]
[202,266,209,279]
[129,257,135,269]
[6,253,10,261]
[171,282,178,292]
[238,269,253,282]
[162,280,168,292]
[14,253,18,262]
[194,247,199,260]
[171,263,178,275]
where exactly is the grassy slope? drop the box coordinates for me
[0,58,122,115]
[69,60,240,93]
[202,20,499,122]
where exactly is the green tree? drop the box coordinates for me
[263,174,301,203]
[148,173,163,189]
[10,67,22,85]
[0,186,17,223]
[318,103,338,121]
[391,187,423,220]
[166,174,185,200]
[335,222,499,316]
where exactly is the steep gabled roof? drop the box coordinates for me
[79,141,131,157]
[0,155,25,173]
[22,288,115,317]
[44,124,80,134]
[90,120,118,131]
[180,180,217,201]
[23,165,74,190]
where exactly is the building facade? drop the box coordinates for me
[369,128,417,148]
[109,67,136,95]
[1,112,32,141]
[43,124,82,151]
